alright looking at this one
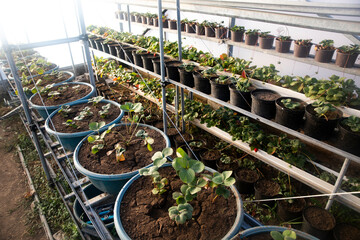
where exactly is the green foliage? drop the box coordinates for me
[99,103,111,118]
[312,101,336,119]
[63,119,78,129]
[235,76,252,92]
[337,44,360,54]
[342,116,360,132]
[58,105,72,118]
[168,203,194,224]
[74,106,93,121]
[87,122,114,154]
[277,36,291,41]
[230,25,245,32]
[88,96,104,105]
[280,99,301,110]
[259,31,271,37]
[294,39,312,46]
[245,29,260,35]
[270,230,296,240]
[250,64,278,82]
[213,75,233,85]
[317,39,335,50]
[172,147,205,183]
[179,63,196,72]
[135,129,154,151]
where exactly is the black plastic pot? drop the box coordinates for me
[123,47,136,63]
[109,44,118,57]
[245,34,258,46]
[136,16,142,23]
[95,39,104,51]
[146,17,154,25]
[294,43,312,58]
[205,26,215,37]
[141,54,158,72]
[333,223,360,240]
[210,80,230,102]
[101,43,110,54]
[230,30,244,42]
[335,51,359,68]
[259,36,275,49]
[186,23,196,33]
[229,84,252,111]
[152,57,170,76]
[200,150,221,170]
[196,25,205,35]
[275,39,292,53]
[130,15,136,22]
[165,61,182,82]
[132,51,144,67]
[192,71,211,94]
[141,16,147,24]
[168,20,177,30]
[116,46,128,59]
[178,68,195,87]
[314,48,335,63]
[303,104,342,140]
[254,179,280,207]
[277,198,306,222]
[162,19,169,28]
[234,169,259,194]
[174,133,193,150]
[89,38,96,49]
[336,118,360,156]
[275,97,306,130]
[215,27,228,39]
[301,206,336,240]
[251,89,280,119]
[186,140,206,160]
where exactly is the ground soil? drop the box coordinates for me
[0,100,45,239]
[200,150,221,161]
[50,101,120,133]
[333,224,360,240]
[31,84,91,106]
[278,198,306,213]
[254,179,280,197]
[253,91,280,101]
[236,169,259,183]
[23,71,71,88]
[78,125,166,174]
[303,207,335,231]
[120,167,237,240]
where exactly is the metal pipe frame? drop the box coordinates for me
[8,36,81,51]
[127,5,131,32]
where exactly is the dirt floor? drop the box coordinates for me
[0,95,46,240]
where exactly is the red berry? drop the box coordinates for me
[254,148,258,152]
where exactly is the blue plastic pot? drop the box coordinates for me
[73,184,115,233]
[74,123,170,196]
[8,64,59,80]
[29,82,96,119]
[44,99,124,151]
[233,226,319,240]
[114,163,244,240]
[24,71,75,99]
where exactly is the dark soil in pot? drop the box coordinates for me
[277,198,306,222]
[301,206,336,240]
[303,104,342,140]
[229,84,253,111]
[120,167,237,240]
[186,23,196,33]
[294,43,312,58]
[186,140,207,160]
[275,97,306,130]
[210,80,230,102]
[178,68,195,87]
[336,118,360,156]
[141,54,158,72]
[166,127,179,147]
[254,179,280,207]
[335,51,359,68]
[333,223,360,240]
[216,160,238,172]
[259,36,275,49]
[168,20,177,30]
[132,51,144,67]
[193,71,212,94]
[234,169,259,194]
[275,39,292,53]
[165,61,182,82]
[230,30,244,42]
[152,57,170,76]
[251,89,280,119]
[216,27,228,39]
[23,71,72,89]
[174,133,193,149]
[78,125,166,174]
[314,48,335,63]
[123,47,136,63]
[49,102,120,133]
[245,34,258,46]
[196,25,205,35]
[31,84,91,106]
[200,150,221,170]
[205,26,215,37]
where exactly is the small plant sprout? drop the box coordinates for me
[168,203,194,224]
[99,103,111,118]
[115,143,126,161]
[88,96,105,106]
[135,129,154,151]
[72,85,81,89]
[74,106,93,121]
[172,177,207,204]
[58,105,72,118]
[48,90,61,99]
[312,101,336,120]
[203,171,235,200]
[220,154,232,164]
[87,122,115,154]
[63,119,78,129]
[281,98,301,110]
[343,116,360,132]
[270,230,297,240]
[120,102,144,135]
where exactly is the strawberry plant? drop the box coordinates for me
[315,39,335,50]
[270,230,296,240]
[280,98,301,110]
[312,101,337,120]
[245,29,260,35]
[342,116,360,132]
[294,39,312,46]
[277,35,291,41]
[337,44,360,54]
[230,25,245,32]
[87,122,115,154]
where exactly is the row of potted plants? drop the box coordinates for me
[86,26,360,109]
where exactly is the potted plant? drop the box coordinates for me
[336,116,360,156]
[251,89,280,119]
[183,18,197,34]
[192,67,218,94]
[141,52,158,72]
[114,147,244,239]
[333,224,360,240]
[314,39,336,63]
[168,19,177,30]
[234,157,259,194]
[73,102,171,195]
[335,44,360,68]
[130,12,137,22]
[303,101,342,140]
[210,75,234,102]
[204,20,217,37]
[132,49,146,67]
[254,179,281,207]
[45,96,124,151]
[196,21,207,35]
[215,22,228,39]
[230,25,245,42]
[152,56,170,75]
[259,31,275,49]
[178,63,197,87]
[29,82,96,119]
[275,35,292,53]
[294,39,313,58]
[229,71,254,111]
[275,97,306,130]
[165,60,182,82]
[233,226,318,240]
[145,13,157,25]
[244,29,260,46]
[200,149,221,170]
[301,206,336,240]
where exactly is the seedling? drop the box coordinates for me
[294,39,312,46]
[168,203,194,224]
[342,116,360,132]
[277,35,291,41]
[270,230,296,240]
[214,75,233,85]
[259,31,271,38]
[220,154,232,164]
[114,143,126,161]
[135,129,154,151]
[281,98,301,110]
[201,68,217,79]
[48,90,61,99]
[312,101,337,120]
[337,44,360,54]
[74,106,93,121]
[189,141,204,148]
[203,171,235,199]
[63,119,78,129]
[316,39,335,50]
[179,63,196,72]
[245,29,260,35]
[87,122,115,154]
[58,105,72,118]
[235,76,251,92]
[230,25,245,32]
[99,103,111,118]
[88,96,104,106]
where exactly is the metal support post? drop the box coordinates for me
[158,0,168,135]
[0,26,52,186]
[175,86,179,127]
[75,0,97,90]
[176,0,185,132]
[325,158,350,210]
[227,17,236,57]
[117,3,124,32]
[127,5,131,32]
[181,88,185,133]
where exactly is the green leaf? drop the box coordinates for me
[162,147,173,157]
[222,171,233,179]
[147,143,153,152]
[189,186,201,195]
[216,186,230,199]
[152,188,159,194]
[87,135,96,143]
[224,177,236,186]
[176,147,188,158]
[151,151,163,161]
[179,168,195,183]
[139,168,149,175]
[270,231,284,240]
[197,178,207,188]
[283,230,296,239]
[189,160,205,173]
[153,157,167,167]
[212,173,224,185]
[173,192,183,199]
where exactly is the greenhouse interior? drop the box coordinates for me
[0,0,360,239]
